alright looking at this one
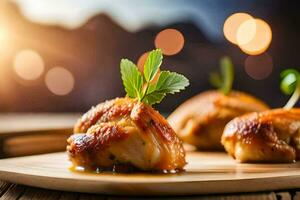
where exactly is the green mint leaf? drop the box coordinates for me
[142,91,166,106]
[142,71,189,105]
[210,56,234,95]
[142,84,165,106]
[120,48,190,106]
[120,59,143,99]
[143,49,162,82]
[155,71,189,94]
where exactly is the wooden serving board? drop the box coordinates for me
[0,152,299,196]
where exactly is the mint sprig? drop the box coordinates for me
[280,69,300,109]
[209,56,234,95]
[120,49,189,106]
[120,59,143,99]
[144,49,162,82]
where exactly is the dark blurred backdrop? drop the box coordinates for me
[0,0,299,113]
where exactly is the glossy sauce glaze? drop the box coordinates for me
[69,151,300,176]
[69,165,182,175]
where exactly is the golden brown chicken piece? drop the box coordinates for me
[222,108,300,163]
[167,90,269,150]
[67,97,186,172]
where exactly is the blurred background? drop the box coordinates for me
[0,0,299,113]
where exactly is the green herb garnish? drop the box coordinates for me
[209,56,234,95]
[120,49,189,106]
[280,69,300,109]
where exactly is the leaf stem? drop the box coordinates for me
[284,83,300,109]
[140,82,150,102]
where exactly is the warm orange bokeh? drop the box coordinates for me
[13,49,44,81]
[155,29,184,56]
[238,19,272,55]
[137,51,149,70]
[0,28,9,52]
[236,18,257,45]
[224,13,272,56]
[223,12,253,45]
[45,67,74,95]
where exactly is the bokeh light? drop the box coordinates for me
[0,27,11,55]
[223,13,272,56]
[0,28,9,47]
[244,53,273,80]
[155,28,184,56]
[13,49,44,80]
[238,19,272,55]
[45,67,74,95]
[137,51,149,70]
[223,13,253,45]
[236,18,257,45]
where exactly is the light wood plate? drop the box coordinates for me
[0,152,299,196]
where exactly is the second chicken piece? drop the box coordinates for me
[167,90,269,150]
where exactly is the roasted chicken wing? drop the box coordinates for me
[167,90,269,150]
[222,108,300,163]
[67,97,186,172]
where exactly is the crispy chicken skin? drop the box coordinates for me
[167,90,269,150]
[67,97,186,172]
[222,109,300,163]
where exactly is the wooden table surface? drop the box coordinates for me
[0,180,297,200]
[0,113,299,200]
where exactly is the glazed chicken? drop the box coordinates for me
[222,108,300,163]
[67,97,186,172]
[167,90,269,150]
